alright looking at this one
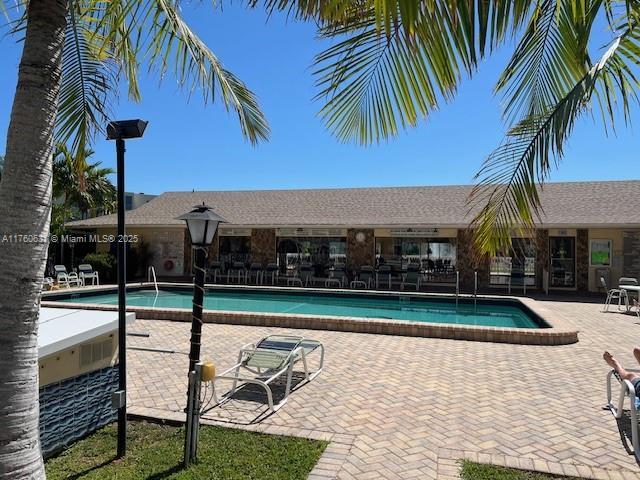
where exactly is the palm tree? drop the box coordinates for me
[300,0,639,254]
[0,2,268,477]
[52,144,116,263]
[53,144,116,220]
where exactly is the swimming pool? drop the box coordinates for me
[50,288,547,329]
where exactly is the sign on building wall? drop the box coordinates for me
[590,239,611,266]
[390,228,440,237]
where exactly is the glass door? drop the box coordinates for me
[549,237,576,288]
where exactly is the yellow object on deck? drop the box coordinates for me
[200,362,216,382]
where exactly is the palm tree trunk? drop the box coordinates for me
[0,0,67,478]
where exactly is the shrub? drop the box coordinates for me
[83,252,116,282]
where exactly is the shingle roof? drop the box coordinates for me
[67,180,640,229]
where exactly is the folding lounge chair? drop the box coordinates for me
[78,264,99,286]
[211,335,324,412]
[606,368,640,460]
[57,272,82,288]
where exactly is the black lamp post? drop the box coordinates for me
[106,119,148,458]
[177,203,226,372]
[177,203,225,465]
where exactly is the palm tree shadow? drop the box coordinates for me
[66,456,118,480]
[146,463,184,480]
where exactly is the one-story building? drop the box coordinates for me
[67,180,640,293]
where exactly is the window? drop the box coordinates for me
[550,237,576,288]
[276,236,347,275]
[375,237,457,283]
[219,236,251,268]
[490,238,536,287]
[590,239,611,266]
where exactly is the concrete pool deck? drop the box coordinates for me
[42,283,579,345]
[122,297,640,479]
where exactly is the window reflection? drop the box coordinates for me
[375,237,457,283]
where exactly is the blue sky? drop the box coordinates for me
[0,5,637,194]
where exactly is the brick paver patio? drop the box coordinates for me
[126,298,640,479]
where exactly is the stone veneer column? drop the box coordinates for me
[207,232,219,262]
[250,229,276,267]
[535,229,549,290]
[347,229,375,273]
[576,229,589,291]
[456,229,490,292]
[184,230,219,277]
[183,228,192,275]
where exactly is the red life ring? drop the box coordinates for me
[164,259,175,271]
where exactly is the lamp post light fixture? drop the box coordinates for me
[176,203,225,466]
[106,119,148,458]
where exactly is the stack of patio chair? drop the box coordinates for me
[299,263,314,287]
[247,263,264,285]
[401,263,421,291]
[265,263,279,285]
[350,265,374,289]
[377,265,392,289]
[228,262,246,284]
[207,261,222,283]
[325,265,347,288]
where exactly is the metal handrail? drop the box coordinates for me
[148,266,158,293]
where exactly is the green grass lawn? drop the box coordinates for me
[45,421,327,480]
[459,460,581,480]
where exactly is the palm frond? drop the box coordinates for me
[495,0,597,124]
[470,33,633,255]
[57,1,118,168]
[139,0,269,145]
[312,1,537,144]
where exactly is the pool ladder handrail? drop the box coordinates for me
[148,266,159,294]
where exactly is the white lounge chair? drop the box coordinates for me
[53,264,67,277]
[42,277,55,291]
[606,368,640,460]
[78,264,99,286]
[57,272,82,288]
[211,335,324,412]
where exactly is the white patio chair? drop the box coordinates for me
[602,277,628,312]
[57,272,82,288]
[53,264,67,277]
[78,264,99,286]
[350,265,374,289]
[325,267,346,288]
[210,335,324,412]
[606,368,640,460]
[42,277,55,291]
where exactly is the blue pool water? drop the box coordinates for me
[53,289,546,329]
